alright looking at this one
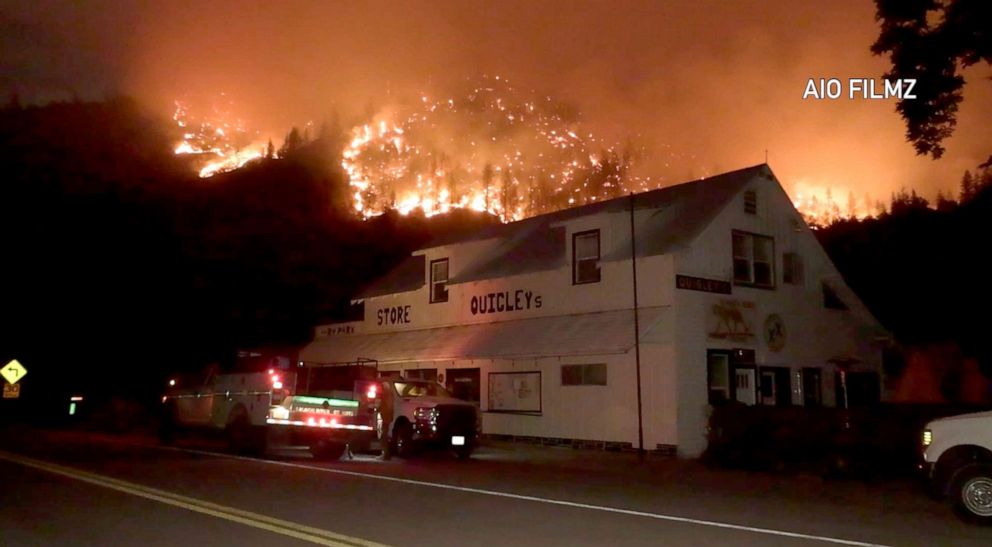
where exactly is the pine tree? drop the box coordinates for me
[500,168,516,221]
[482,163,494,212]
[960,170,975,203]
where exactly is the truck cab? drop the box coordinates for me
[921,410,992,523]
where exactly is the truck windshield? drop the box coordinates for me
[392,382,453,398]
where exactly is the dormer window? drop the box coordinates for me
[744,189,757,215]
[430,258,449,303]
[572,230,601,284]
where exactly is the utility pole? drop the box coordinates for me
[629,192,645,462]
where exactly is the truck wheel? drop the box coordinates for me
[227,413,267,455]
[393,422,415,459]
[158,406,177,445]
[453,443,474,460]
[951,464,992,524]
[310,441,346,461]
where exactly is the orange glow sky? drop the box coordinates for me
[3,0,990,203]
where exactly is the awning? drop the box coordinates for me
[300,307,669,365]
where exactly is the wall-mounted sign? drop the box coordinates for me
[764,313,785,352]
[377,305,412,326]
[317,322,362,337]
[676,275,732,295]
[707,300,755,341]
[470,289,542,316]
[764,314,786,352]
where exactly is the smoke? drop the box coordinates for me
[4,0,991,202]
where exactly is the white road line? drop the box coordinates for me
[152,443,891,547]
[0,449,388,547]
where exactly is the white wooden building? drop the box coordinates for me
[300,164,888,457]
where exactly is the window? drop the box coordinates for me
[707,351,731,404]
[822,282,848,310]
[430,258,449,303]
[561,364,607,386]
[572,230,601,284]
[744,189,757,214]
[732,231,775,288]
[783,252,804,285]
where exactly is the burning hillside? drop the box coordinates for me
[172,95,268,178]
[341,76,660,221]
[169,81,881,226]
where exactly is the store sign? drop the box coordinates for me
[676,275,732,295]
[470,289,542,316]
[377,305,412,326]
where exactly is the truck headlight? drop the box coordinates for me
[414,407,438,422]
[922,429,932,447]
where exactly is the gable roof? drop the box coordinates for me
[360,164,773,297]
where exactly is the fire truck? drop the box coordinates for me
[160,359,381,460]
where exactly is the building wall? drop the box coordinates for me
[672,175,885,457]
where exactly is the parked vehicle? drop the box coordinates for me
[160,360,379,460]
[921,410,992,524]
[375,379,480,460]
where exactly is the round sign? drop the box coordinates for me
[764,314,786,352]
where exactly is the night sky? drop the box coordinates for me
[3,0,990,204]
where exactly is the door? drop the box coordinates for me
[759,367,792,406]
[446,368,480,404]
[734,368,757,406]
[759,369,777,406]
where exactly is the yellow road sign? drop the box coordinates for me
[1,360,27,385]
[3,382,20,399]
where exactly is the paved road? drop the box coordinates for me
[0,428,988,546]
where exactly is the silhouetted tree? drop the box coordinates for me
[872,0,992,163]
[482,163,494,211]
[960,170,976,202]
[278,127,304,157]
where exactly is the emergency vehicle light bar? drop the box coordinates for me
[291,395,359,408]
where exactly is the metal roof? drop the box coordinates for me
[361,164,771,297]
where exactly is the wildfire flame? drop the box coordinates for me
[791,180,882,226]
[341,75,661,221]
[172,96,268,178]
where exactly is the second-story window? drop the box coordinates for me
[732,230,775,288]
[573,230,601,284]
[430,258,449,303]
[783,252,804,285]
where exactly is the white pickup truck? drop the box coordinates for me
[921,410,992,523]
[376,379,481,460]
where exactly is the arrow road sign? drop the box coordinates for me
[1,360,27,385]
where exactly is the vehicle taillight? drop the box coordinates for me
[366,386,377,400]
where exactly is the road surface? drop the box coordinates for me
[0,428,987,546]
